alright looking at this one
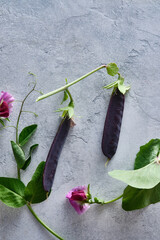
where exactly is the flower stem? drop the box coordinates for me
[103,194,123,204]
[16,84,36,143]
[15,80,37,179]
[27,203,64,240]
[90,194,123,205]
[36,65,107,102]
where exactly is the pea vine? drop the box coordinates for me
[0,76,64,240]
[0,63,160,239]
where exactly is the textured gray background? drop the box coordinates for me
[0,0,160,239]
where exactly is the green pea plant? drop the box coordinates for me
[1,63,159,240]
[0,74,64,240]
[36,63,160,213]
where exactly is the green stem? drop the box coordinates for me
[17,167,20,180]
[66,89,74,103]
[0,125,17,130]
[103,194,123,204]
[36,65,107,102]
[22,111,38,117]
[105,158,110,167]
[13,78,64,239]
[27,204,64,240]
[90,194,123,205]
[15,80,36,179]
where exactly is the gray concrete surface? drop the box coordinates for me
[1,0,160,239]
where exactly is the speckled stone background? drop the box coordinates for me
[1,0,160,239]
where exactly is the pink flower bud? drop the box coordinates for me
[0,91,14,118]
[66,186,90,215]
[0,101,9,117]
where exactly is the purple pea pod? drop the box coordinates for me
[102,88,124,159]
[43,116,73,192]
[43,88,75,192]
[102,74,130,162]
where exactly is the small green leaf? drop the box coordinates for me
[103,80,118,89]
[22,144,39,170]
[61,110,67,118]
[103,74,130,94]
[94,197,99,203]
[11,141,26,169]
[24,161,48,204]
[0,178,26,208]
[56,106,70,112]
[56,106,74,119]
[61,91,68,104]
[0,119,5,127]
[87,184,92,200]
[118,83,130,95]
[107,63,119,76]
[117,75,130,94]
[68,107,74,118]
[68,101,74,108]
[108,161,160,189]
[19,124,37,146]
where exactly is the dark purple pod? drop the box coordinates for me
[43,116,72,192]
[102,88,124,159]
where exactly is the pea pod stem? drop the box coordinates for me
[66,88,74,104]
[36,65,107,102]
[27,203,64,240]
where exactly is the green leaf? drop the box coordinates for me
[103,74,130,94]
[0,178,26,208]
[107,63,119,76]
[103,80,118,89]
[56,106,74,119]
[19,124,37,146]
[24,161,48,204]
[134,139,160,170]
[118,82,130,95]
[122,139,160,211]
[122,183,160,211]
[22,144,39,170]
[0,119,5,127]
[117,75,130,94]
[56,106,70,112]
[11,141,26,169]
[109,161,160,189]
[68,107,74,118]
